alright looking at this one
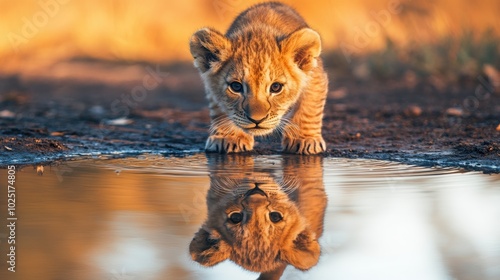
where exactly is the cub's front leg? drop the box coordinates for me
[205,123,254,153]
[282,69,328,155]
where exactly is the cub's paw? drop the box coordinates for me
[282,136,326,155]
[205,134,254,153]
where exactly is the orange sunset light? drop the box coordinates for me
[0,0,499,75]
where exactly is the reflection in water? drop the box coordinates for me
[0,155,499,280]
[189,155,327,280]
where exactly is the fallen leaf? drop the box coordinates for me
[496,124,500,132]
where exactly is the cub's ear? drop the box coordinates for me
[280,28,321,71]
[189,28,231,73]
[189,227,230,267]
[280,229,320,271]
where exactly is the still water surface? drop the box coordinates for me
[1,154,499,280]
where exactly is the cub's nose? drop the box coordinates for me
[243,186,267,204]
[244,187,267,198]
[247,115,267,125]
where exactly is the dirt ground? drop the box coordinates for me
[0,61,499,173]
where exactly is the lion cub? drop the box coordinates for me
[190,2,328,155]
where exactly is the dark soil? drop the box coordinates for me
[0,61,499,173]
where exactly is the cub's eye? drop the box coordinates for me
[270,82,283,94]
[229,81,243,93]
[229,212,243,224]
[269,212,283,223]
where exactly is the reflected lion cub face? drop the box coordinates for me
[189,175,320,273]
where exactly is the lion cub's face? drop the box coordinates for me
[190,27,321,136]
[189,175,320,273]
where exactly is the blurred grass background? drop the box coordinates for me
[0,0,499,82]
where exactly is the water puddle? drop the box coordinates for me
[1,154,499,280]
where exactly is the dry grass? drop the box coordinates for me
[0,0,499,80]
[325,28,500,81]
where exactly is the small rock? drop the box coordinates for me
[105,117,133,126]
[328,88,348,99]
[36,165,44,176]
[404,105,422,117]
[50,131,65,136]
[446,108,463,117]
[4,146,13,151]
[0,110,15,118]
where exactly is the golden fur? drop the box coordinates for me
[189,154,327,279]
[190,2,328,154]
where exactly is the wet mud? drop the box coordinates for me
[0,63,499,173]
